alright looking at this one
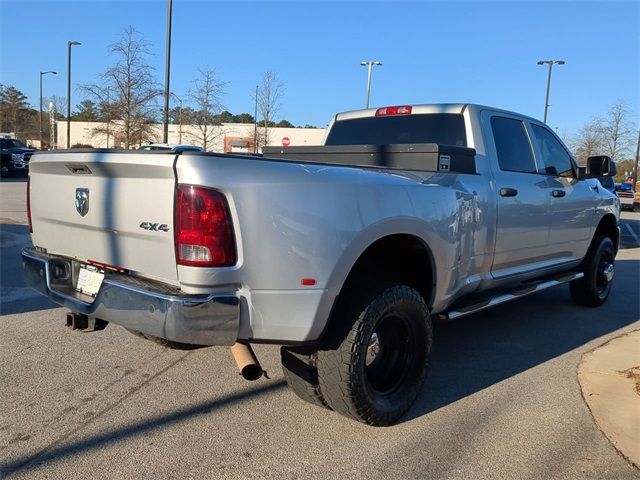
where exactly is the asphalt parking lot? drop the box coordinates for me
[1,178,639,479]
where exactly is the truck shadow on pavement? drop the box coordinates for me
[406,256,640,423]
[0,224,57,316]
[0,380,288,477]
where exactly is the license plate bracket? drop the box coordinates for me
[76,264,105,297]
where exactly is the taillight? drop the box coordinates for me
[375,105,413,117]
[175,184,237,267]
[27,176,32,233]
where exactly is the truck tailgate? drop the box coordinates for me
[29,151,179,283]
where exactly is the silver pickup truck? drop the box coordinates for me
[22,103,620,426]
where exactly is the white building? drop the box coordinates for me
[56,121,326,153]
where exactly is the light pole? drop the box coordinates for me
[360,60,382,109]
[633,127,640,192]
[170,92,183,144]
[39,70,57,150]
[163,0,173,143]
[537,59,565,123]
[67,40,81,148]
[254,85,258,153]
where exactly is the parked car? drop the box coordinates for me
[0,138,36,177]
[138,143,204,153]
[616,182,632,191]
[615,182,635,211]
[23,103,620,425]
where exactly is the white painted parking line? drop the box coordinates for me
[624,223,640,243]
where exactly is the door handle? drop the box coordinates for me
[551,190,566,198]
[499,188,518,197]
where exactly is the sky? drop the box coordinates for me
[1,0,638,134]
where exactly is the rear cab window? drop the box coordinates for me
[325,113,467,146]
[490,116,537,173]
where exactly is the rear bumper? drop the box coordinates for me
[21,247,239,346]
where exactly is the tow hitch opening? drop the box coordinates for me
[66,312,108,332]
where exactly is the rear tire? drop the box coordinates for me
[570,235,615,307]
[316,284,432,426]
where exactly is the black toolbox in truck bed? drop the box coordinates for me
[262,143,477,174]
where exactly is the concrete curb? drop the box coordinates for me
[578,329,640,468]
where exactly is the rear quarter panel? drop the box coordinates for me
[176,154,493,342]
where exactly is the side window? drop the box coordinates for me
[530,124,574,177]
[490,116,537,173]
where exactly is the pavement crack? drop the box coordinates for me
[2,351,192,473]
[5,349,171,441]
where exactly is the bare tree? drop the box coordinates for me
[187,68,227,151]
[570,119,605,165]
[254,71,285,148]
[569,101,637,165]
[599,101,635,162]
[82,27,160,148]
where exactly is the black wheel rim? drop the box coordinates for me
[595,250,614,298]
[365,314,413,395]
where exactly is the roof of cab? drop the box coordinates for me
[334,103,542,125]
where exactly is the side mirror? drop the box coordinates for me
[586,155,617,177]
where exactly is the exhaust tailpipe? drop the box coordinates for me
[230,342,264,381]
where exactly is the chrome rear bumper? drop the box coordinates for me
[21,247,239,346]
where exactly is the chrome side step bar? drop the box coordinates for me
[442,271,584,320]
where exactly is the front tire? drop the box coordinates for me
[570,235,615,307]
[316,284,432,426]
